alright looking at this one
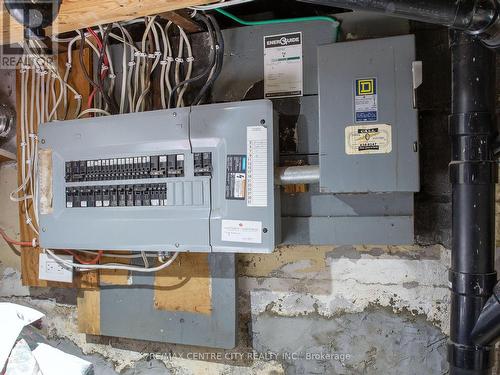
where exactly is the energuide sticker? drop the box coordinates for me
[354,78,378,122]
[263,32,303,98]
[345,124,392,155]
[221,219,262,244]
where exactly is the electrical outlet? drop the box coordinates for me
[38,253,73,283]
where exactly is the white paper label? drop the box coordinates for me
[221,220,262,244]
[345,124,392,155]
[264,32,303,99]
[247,126,267,207]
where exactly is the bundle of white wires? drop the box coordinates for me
[12,17,197,272]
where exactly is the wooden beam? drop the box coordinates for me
[159,9,203,33]
[0,0,215,45]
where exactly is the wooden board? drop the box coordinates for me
[99,255,131,286]
[77,289,100,335]
[154,253,211,314]
[0,148,15,163]
[0,0,215,45]
[16,47,99,288]
[160,9,203,33]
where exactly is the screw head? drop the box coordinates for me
[41,139,45,144]
[260,119,266,125]
[263,228,268,233]
[172,112,177,117]
[175,242,180,248]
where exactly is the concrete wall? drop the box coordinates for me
[0,23,499,375]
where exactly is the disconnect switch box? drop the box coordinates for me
[318,35,420,193]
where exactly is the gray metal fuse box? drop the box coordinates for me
[37,100,279,253]
[318,35,419,193]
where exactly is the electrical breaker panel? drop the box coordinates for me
[37,100,279,253]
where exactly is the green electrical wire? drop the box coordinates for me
[215,8,340,41]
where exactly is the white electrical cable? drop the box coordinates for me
[162,22,174,109]
[77,108,111,118]
[175,26,193,108]
[77,250,161,259]
[134,16,159,112]
[46,249,179,272]
[189,0,253,10]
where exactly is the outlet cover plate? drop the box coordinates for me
[38,253,73,283]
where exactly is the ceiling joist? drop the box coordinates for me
[0,0,214,45]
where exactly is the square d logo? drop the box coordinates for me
[356,78,376,96]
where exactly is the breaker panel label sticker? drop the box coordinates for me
[354,78,378,122]
[225,155,247,200]
[263,32,303,98]
[345,124,392,155]
[247,126,268,207]
[221,219,262,244]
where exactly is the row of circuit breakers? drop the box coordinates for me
[38,35,419,254]
[64,153,212,208]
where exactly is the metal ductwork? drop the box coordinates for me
[300,0,500,50]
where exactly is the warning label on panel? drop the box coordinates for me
[354,78,378,122]
[264,32,303,99]
[225,155,247,200]
[221,219,262,244]
[345,124,392,155]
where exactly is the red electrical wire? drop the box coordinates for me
[1,227,101,265]
[86,27,110,110]
[0,228,33,247]
[63,249,103,265]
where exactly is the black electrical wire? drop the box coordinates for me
[97,24,119,114]
[167,12,216,108]
[78,29,101,94]
[192,13,224,105]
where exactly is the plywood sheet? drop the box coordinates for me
[154,253,212,315]
[77,288,100,335]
